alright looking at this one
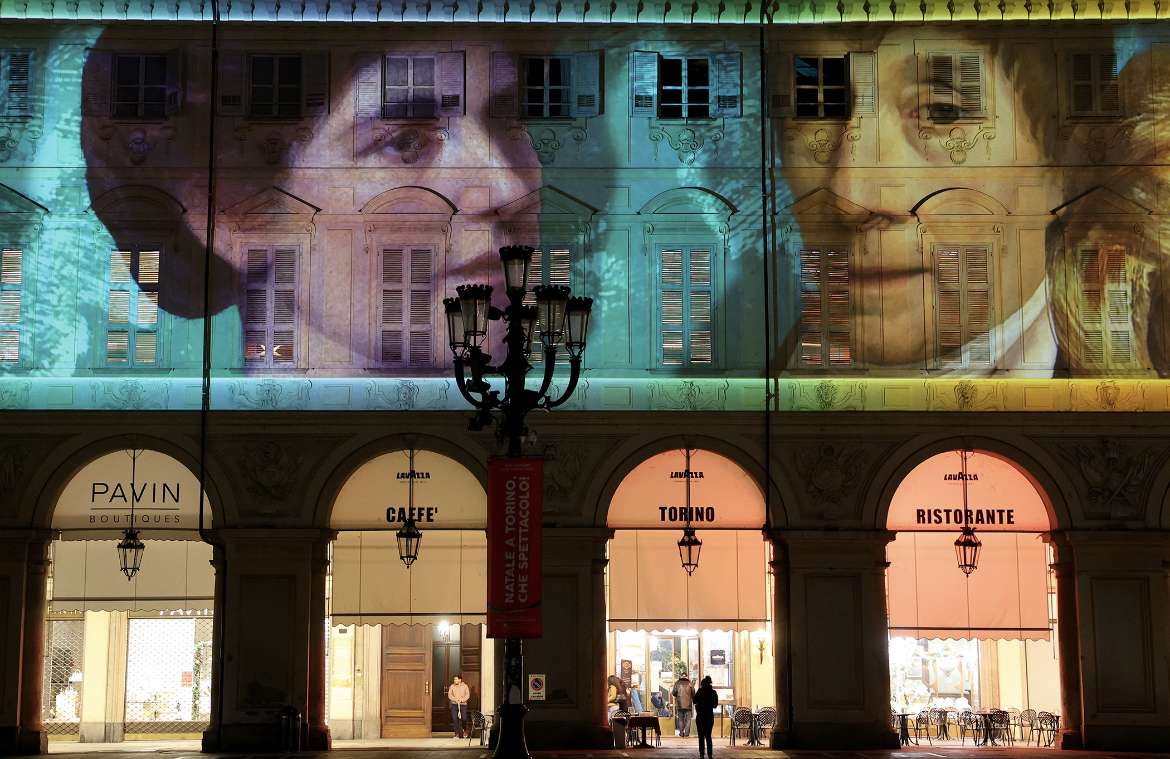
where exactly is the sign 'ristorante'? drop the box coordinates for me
[608,449,765,529]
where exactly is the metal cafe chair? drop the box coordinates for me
[729,707,753,745]
[1019,709,1037,742]
[930,708,949,740]
[912,710,933,745]
[989,709,1014,745]
[957,710,978,746]
[1031,712,1059,747]
[755,706,777,745]
[467,710,492,747]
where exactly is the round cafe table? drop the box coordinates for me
[626,713,661,748]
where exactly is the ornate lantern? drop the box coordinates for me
[676,447,702,575]
[117,448,146,580]
[954,449,981,575]
[394,448,423,568]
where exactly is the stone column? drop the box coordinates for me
[201,544,227,752]
[16,533,51,755]
[305,533,333,750]
[765,531,791,747]
[590,552,609,732]
[1045,533,1084,749]
[779,530,899,749]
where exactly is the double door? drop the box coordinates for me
[380,624,481,738]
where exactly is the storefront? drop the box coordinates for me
[605,449,773,737]
[43,450,214,745]
[326,449,493,741]
[885,450,1061,727]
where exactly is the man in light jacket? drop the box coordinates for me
[448,675,470,738]
[671,673,695,737]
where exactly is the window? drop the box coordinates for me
[378,247,434,367]
[934,246,992,368]
[631,51,742,119]
[926,52,985,122]
[0,50,33,117]
[1069,52,1120,118]
[523,247,572,363]
[0,247,21,363]
[659,247,713,366]
[797,247,851,367]
[113,54,167,119]
[244,246,297,366]
[1077,244,1135,367]
[106,249,160,366]
[794,56,848,119]
[523,56,572,119]
[383,56,437,119]
[249,54,302,119]
[490,51,599,120]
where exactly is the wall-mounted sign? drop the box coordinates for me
[607,449,765,529]
[709,650,726,666]
[487,457,543,639]
[887,450,1052,532]
[527,674,546,701]
[332,449,486,530]
[53,450,211,537]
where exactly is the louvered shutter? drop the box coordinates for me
[957,53,984,117]
[935,246,993,368]
[1080,244,1134,367]
[272,248,297,364]
[688,249,713,364]
[660,247,714,366]
[164,50,183,116]
[354,53,382,121]
[408,248,433,367]
[1099,53,1120,115]
[826,249,852,365]
[569,50,600,118]
[135,250,160,365]
[302,51,330,117]
[380,249,405,364]
[83,48,113,117]
[849,51,876,117]
[529,248,573,364]
[798,250,823,366]
[771,53,793,118]
[1104,247,1134,365]
[1069,52,1095,117]
[244,248,270,363]
[935,247,963,365]
[437,50,466,117]
[964,247,991,365]
[660,250,685,365]
[630,51,659,117]
[490,51,518,119]
[1078,247,1105,365]
[711,52,742,118]
[106,250,132,364]
[0,248,21,362]
[5,50,33,117]
[217,51,246,116]
[798,248,852,367]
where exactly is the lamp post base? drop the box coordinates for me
[493,638,531,759]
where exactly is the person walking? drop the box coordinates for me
[448,674,470,738]
[693,676,718,758]
[671,673,695,737]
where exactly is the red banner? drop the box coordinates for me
[487,457,543,638]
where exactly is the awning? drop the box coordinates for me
[49,539,214,615]
[886,531,1051,641]
[331,449,485,530]
[608,530,768,632]
[330,530,486,626]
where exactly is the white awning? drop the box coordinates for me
[608,450,765,530]
[49,539,214,615]
[331,450,485,530]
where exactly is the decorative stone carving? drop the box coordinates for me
[545,378,589,410]
[0,381,31,409]
[648,122,724,165]
[507,122,588,165]
[228,379,312,410]
[784,124,861,164]
[366,379,451,410]
[0,120,41,163]
[93,379,169,410]
[95,122,176,165]
[1059,123,1133,164]
[1070,379,1143,412]
[648,379,729,411]
[234,124,314,165]
[795,442,864,519]
[792,379,865,411]
[372,124,450,164]
[1055,437,1158,519]
[0,445,26,494]
[239,441,304,503]
[918,125,996,164]
[927,379,1007,411]
[541,441,586,510]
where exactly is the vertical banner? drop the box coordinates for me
[487,456,543,638]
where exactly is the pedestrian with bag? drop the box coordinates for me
[671,673,695,737]
[693,676,718,758]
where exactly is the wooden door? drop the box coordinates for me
[430,625,461,732]
[460,623,482,712]
[381,625,431,738]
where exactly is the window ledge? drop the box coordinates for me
[91,367,175,375]
[232,366,310,375]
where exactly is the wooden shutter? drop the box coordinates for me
[408,248,433,366]
[217,50,246,116]
[302,51,330,117]
[1079,244,1134,366]
[1078,246,1105,365]
[660,249,685,365]
[244,248,270,363]
[529,248,573,363]
[353,52,382,121]
[380,248,405,364]
[4,50,32,117]
[711,51,742,118]
[770,53,793,117]
[164,50,183,116]
[0,248,21,362]
[1104,247,1134,365]
[490,51,518,119]
[272,248,297,364]
[660,247,714,366]
[106,250,132,364]
[1098,52,1120,115]
[957,53,984,117]
[630,51,658,117]
[688,249,713,364]
[927,52,955,121]
[798,250,824,366]
[935,246,992,368]
[1069,52,1095,117]
[964,247,991,365]
[570,50,601,118]
[798,248,852,367]
[850,51,876,117]
[437,50,466,117]
[82,48,112,117]
[134,250,160,365]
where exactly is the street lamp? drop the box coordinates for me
[953,449,981,575]
[676,448,702,575]
[445,245,593,759]
[117,448,145,580]
[391,448,424,568]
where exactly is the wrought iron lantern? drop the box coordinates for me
[117,448,145,580]
[396,517,423,568]
[678,526,702,576]
[954,449,981,575]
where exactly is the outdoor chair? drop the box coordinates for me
[756,707,777,744]
[1019,709,1037,742]
[1005,708,1022,740]
[930,708,949,740]
[990,709,1013,745]
[729,707,753,745]
[912,710,932,745]
[956,710,977,746]
[467,710,492,747]
[1031,712,1059,746]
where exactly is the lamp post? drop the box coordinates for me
[445,245,593,759]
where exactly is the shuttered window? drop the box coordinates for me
[659,247,714,366]
[797,247,852,367]
[927,52,985,121]
[1069,52,1121,118]
[249,54,302,118]
[522,247,573,364]
[244,246,298,366]
[1078,244,1135,367]
[0,248,22,363]
[630,51,742,119]
[106,248,160,366]
[379,247,434,368]
[934,246,993,369]
[383,56,437,119]
[1,50,34,117]
[522,56,572,119]
[113,54,168,119]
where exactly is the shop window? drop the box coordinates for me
[631,51,742,119]
[124,617,213,735]
[1077,243,1135,367]
[0,247,21,363]
[489,51,600,120]
[41,618,85,737]
[378,247,434,367]
[522,246,572,364]
[106,248,160,367]
[1,49,35,117]
[934,245,992,369]
[244,245,298,367]
[659,247,714,367]
[925,52,986,122]
[797,247,852,368]
[1068,51,1121,119]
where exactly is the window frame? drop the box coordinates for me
[656,243,717,368]
[658,55,712,120]
[112,52,169,121]
[1066,50,1122,121]
[0,246,22,364]
[105,246,162,368]
[1075,240,1137,368]
[921,49,990,125]
[382,55,438,120]
[792,55,850,121]
[931,243,995,370]
[521,55,573,120]
[242,244,300,368]
[248,53,303,120]
[376,245,436,369]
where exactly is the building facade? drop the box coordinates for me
[1,4,1170,754]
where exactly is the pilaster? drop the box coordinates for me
[0,530,52,756]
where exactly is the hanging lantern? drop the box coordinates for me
[678,526,702,576]
[397,517,423,568]
[117,528,145,580]
[954,525,982,576]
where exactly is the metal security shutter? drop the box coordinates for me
[0,247,21,363]
[935,245,992,368]
[660,247,714,366]
[123,617,213,736]
[798,247,851,367]
[41,619,84,736]
[525,247,572,363]
[1078,244,1134,367]
[106,249,160,366]
[244,246,298,367]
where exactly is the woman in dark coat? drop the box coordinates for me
[693,675,718,758]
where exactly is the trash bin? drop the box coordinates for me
[279,705,302,752]
[611,716,628,749]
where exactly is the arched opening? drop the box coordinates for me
[605,448,774,746]
[885,449,1063,747]
[324,449,495,745]
[42,448,214,749]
